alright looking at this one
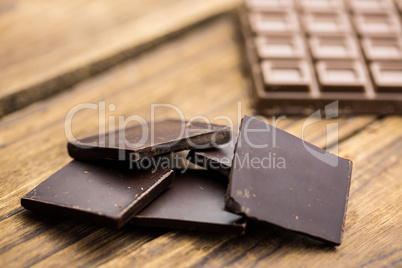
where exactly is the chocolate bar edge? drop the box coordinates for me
[67,126,232,161]
[130,217,246,235]
[224,115,353,245]
[186,150,231,177]
[237,6,402,115]
[21,168,175,228]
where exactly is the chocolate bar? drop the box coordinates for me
[68,119,231,162]
[240,0,402,115]
[187,133,237,177]
[131,170,246,233]
[225,115,352,245]
[21,160,174,228]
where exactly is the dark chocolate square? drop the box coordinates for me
[131,170,246,233]
[68,119,231,162]
[225,115,353,245]
[21,161,175,228]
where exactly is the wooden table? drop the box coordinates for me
[0,1,401,267]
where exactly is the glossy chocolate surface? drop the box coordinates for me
[21,160,174,228]
[131,170,246,233]
[68,119,231,161]
[225,115,352,245]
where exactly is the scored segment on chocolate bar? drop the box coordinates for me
[225,115,352,245]
[240,0,402,115]
[187,132,238,177]
[21,161,175,228]
[131,170,246,234]
[68,119,231,162]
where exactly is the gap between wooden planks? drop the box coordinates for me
[0,0,240,117]
[0,14,400,268]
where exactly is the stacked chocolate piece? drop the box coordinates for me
[241,0,402,115]
[22,116,352,245]
[22,120,244,232]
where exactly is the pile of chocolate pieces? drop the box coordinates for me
[22,115,352,245]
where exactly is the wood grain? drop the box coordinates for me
[0,0,240,117]
[0,13,400,268]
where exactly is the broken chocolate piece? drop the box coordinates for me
[21,160,174,228]
[225,115,352,245]
[187,133,238,177]
[131,170,246,234]
[68,119,231,162]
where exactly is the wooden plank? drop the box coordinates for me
[0,16,375,219]
[0,15,397,267]
[0,0,240,117]
[0,14,242,220]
